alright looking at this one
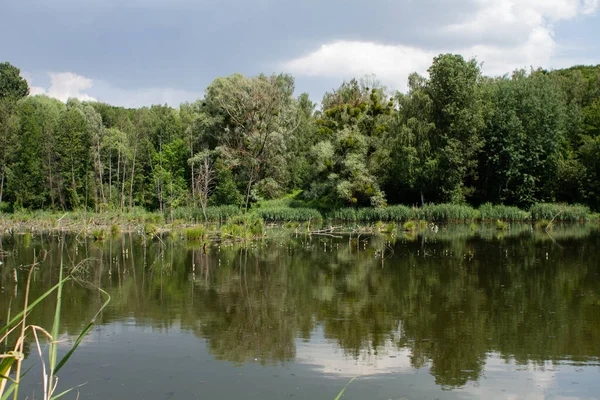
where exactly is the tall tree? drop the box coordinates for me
[427,54,485,203]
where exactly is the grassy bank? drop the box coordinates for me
[0,202,597,239]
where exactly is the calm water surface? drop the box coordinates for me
[1,224,599,399]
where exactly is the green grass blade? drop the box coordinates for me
[1,383,15,400]
[54,287,111,374]
[49,243,65,371]
[0,279,70,336]
[334,376,357,400]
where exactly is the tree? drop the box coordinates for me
[305,78,392,207]
[0,62,29,102]
[427,54,485,203]
[202,73,297,210]
[477,70,568,206]
[189,150,216,220]
[388,73,437,205]
[0,62,30,208]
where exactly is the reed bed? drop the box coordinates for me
[254,206,322,222]
[529,203,590,221]
[479,203,529,221]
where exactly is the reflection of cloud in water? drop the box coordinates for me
[295,326,413,377]
[296,336,597,400]
[461,356,558,400]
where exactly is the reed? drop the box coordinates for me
[255,206,322,222]
[0,243,110,400]
[529,203,590,222]
[479,203,529,221]
[186,226,208,241]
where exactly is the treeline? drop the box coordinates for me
[0,55,599,214]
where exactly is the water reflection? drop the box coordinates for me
[1,224,599,394]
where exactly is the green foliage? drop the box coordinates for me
[186,225,207,241]
[221,214,265,239]
[495,220,508,230]
[92,228,106,241]
[529,203,590,221]
[254,206,322,222]
[478,203,529,221]
[403,220,416,232]
[110,224,121,235]
[1,60,600,215]
[172,205,242,222]
[0,62,29,101]
[416,204,479,221]
[144,223,158,236]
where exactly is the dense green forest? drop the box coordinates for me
[1,55,600,215]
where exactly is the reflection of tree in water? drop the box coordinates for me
[2,226,600,388]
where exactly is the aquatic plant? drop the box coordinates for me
[91,228,106,241]
[496,220,508,231]
[0,246,110,400]
[403,221,417,232]
[186,226,208,241]
[529,203,590,222]
[479,203,529,221]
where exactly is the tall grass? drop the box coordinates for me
[0,243,110,399]
[186,225,208,241]
[529,203,590,221]
[172,205,242,222]
[221,214,265,240]
[255,207,322,222]
[479,203,529,221]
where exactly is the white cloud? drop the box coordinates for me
[282,0,599,92]
[282,41,434,92]
[27,72,97,102]
[26,72,202,107]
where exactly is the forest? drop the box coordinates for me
[1,54,600,216]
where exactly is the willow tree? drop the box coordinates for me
[202,73,298,210]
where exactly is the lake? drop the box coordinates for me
[1,224,600,399]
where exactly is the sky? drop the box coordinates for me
[2,0,599,108]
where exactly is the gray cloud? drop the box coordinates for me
[3,0,599,106]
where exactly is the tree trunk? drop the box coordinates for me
[129,144,137,209]
[0,170,4,206]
